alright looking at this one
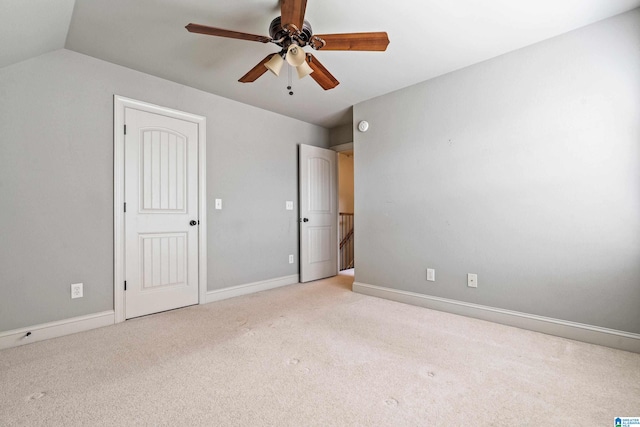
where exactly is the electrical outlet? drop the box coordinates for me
[71,283,83,299]
[427,268,435,282]
[467,274,478,288]
[286,201,294,210]
[289,254,294,264]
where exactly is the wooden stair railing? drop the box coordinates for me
[339,228,354,249]
[339,213,354,271]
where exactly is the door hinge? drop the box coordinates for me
[124,124,127,135]
[124,202,126,212]
[124,281,127,291]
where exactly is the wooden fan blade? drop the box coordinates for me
[186,23,272,43]
[313,32,389,51]
[281,0,307,30]
[305,53,339,90]
[239,54,276,83]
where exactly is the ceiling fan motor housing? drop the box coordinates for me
[269,16,313,47]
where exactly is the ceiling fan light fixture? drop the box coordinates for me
[265,51,286,76]
[285,44,306,67]
[296,61,314,79]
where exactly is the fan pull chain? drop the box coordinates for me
[287,65,294,96]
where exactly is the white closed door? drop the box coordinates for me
[124,107,199,319]
[299,144,338,283]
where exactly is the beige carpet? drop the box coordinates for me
[1,271,638,426]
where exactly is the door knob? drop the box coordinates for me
[189,220,198,226]
[302,218,309,222]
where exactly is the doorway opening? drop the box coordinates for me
[337,150,354,273]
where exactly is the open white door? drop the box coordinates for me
[124,107,199,319]
[299,144,338,283]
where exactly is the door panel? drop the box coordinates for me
[141,130,186,212]
[140,233,187,289]
[125,108,199,319]
[309,226,332,263]
[299,144,337,282]
[308,157,331,212]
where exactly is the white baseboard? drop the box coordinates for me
[0,311,115,350]
[0,274,300,350]
[353,282,640,353]
[205,274,299,304]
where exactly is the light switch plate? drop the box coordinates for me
[467,273,478,288]
[427,269,435,282]
[286,201,294,210]
[215,199,222,210]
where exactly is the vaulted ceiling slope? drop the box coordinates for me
[3,1,639,128]
[0,0,76,69]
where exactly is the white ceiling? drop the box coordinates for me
[3,1,640,128]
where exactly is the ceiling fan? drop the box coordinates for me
[186,0,389,90]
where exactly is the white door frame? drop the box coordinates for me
[113,95,207,323]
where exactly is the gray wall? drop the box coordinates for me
[354,9,640,334]
[329,123,354,147]
[0,49,328,332]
